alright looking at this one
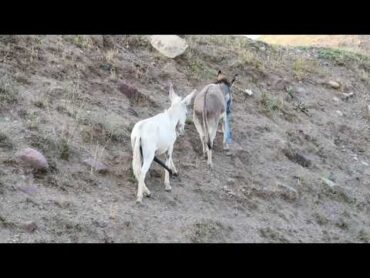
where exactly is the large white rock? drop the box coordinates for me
[150,35,188,58]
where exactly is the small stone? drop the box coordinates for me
[227,178,235,186]
[276,182,299,200]
[333,97,340,102]
[321,177,336,188]
[18,185,38,196]
[93,220,108,228]
[17,148,49,170]
[342,92,354,100]
[128,107,138,117]
[277,183,298,194]
[361,161,368,166]
[118,82,142,102]
[83,158,108,173]
[23,221,38,233]
[336,110,344,116]
[244,89,254,96]
[328,81,341,89]
[296,87,306,94]
[283,149,312,168]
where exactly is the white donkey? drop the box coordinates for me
[131,84,196,203]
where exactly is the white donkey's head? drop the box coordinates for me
[168,83,196,135]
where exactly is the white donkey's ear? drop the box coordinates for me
[182,89,197,106]
[169,82,177,101]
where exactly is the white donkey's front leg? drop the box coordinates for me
[170,157,178,176]
[164,156,172,192]
[169,148,178,177]
[164,145,176,191]
[168,144,178,175]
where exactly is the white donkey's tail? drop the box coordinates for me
[132,135,142,181]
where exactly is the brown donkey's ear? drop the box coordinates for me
[217,70,225,81]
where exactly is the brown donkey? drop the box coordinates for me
[193,71,237,168]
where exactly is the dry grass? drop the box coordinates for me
[79,110,129,145]
[292,58,320,81]
[357,68,369,82]
[358,229,370,242]
[0,131,13,150]
[25,110,41,131]
[317,47,370,69]
[239,49,263,69]
[0,75,18,108]
[264,50,285,71]
[64,35,93,49]
[259,92,285,117]
[104,49,119,63]
[86,143,107,175]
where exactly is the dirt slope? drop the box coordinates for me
[0,35,369,243]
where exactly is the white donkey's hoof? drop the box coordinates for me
[144,191,151,197]
[136,197,143,204]
[165,185,172,192]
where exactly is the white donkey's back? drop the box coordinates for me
[131,113,175,157]
[130,85,196,203]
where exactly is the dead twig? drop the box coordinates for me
[293,101,311,117]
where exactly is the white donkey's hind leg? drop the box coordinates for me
[143,184,151,197]
[136,153,154,203]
